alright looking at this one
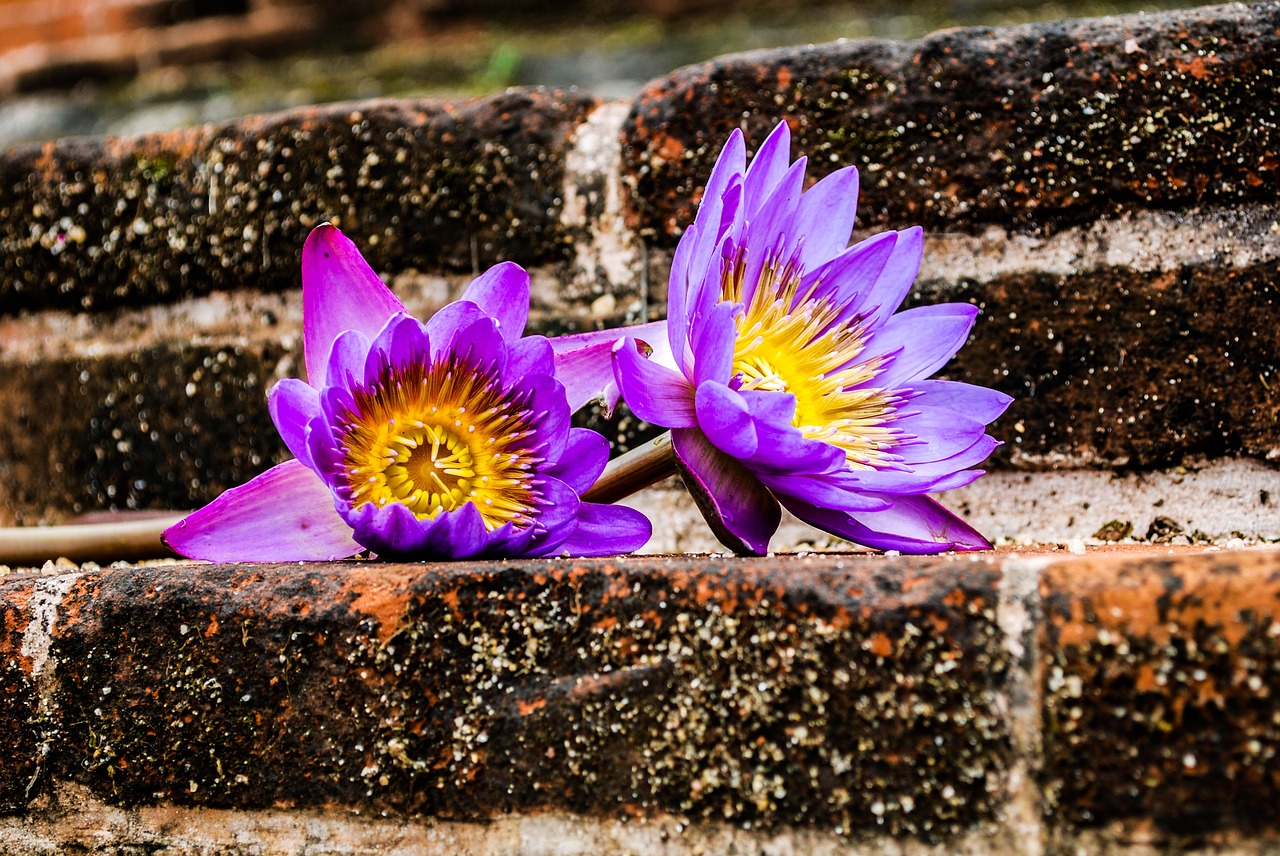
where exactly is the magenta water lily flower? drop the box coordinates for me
[165,224,651,561]
[612,122,1011,555]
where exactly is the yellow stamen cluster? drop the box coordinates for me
[335,355,538,530]
[722,248,899,468]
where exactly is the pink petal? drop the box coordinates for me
[301,224,407,383]
[163,460,360,562]
[460,261,530,342]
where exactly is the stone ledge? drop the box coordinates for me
[622,1,1280,238]
[2,546,1280,852]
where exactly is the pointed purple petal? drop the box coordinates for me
[753,469,893,513]
[736,390,845,475]
[845,435,1000,493]
[800,231,898,323]
[858,303,979,390]
[523,374,571,463]
[893,405,990,463]
[692,128,746,243]
[424,300,489,362]
[347,500,434,558]
[907,380,1013,426]
[461,261,530,342]
[611,337,697,427]
[551,502,652,557]
[268,378,321,469]
[302,224,407,383]
[691,300,739,387]
[742,121,792,218]
[327,329,373,390]
[672,427,780,556]
[366,314,429,386]
[544,428,609,495]
[860,226,925,332]
[523,476,583,557]
[507,335,555,383]
[163,460,360,562]
[792,164,859,271]
[739,158,806,307]
[781,492,990,554]
[695,381,758,458]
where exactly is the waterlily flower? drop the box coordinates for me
[612,122,1010,555]
[165,224,651,561]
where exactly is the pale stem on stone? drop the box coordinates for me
[581,431,676,504]
[0,514,186,566]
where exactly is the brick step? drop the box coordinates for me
[2,546,1279,852]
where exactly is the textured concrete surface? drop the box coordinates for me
[1,547,1279,853]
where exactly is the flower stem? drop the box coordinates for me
[0,514,184,566]
[581,431,677,504]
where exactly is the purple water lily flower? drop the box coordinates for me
[612,122,1011,555]
[165,224,651,561]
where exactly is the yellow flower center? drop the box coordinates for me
[722,248,899,468]
[335,355,539,530]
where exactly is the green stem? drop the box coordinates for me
[581,431,677,504]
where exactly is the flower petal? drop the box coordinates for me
[857,303,979,390]
[302,224,407,383]
[893,405,991,463]
[800,230,898,323]
[753,469,893,513]
[523,374,571,463]
[544,428,609,495]
[163,460,361,562]
[327,329,373,389]
[461,261,530,343]
[550,502,653,557]
[907,380,1013,426]
[672,427,780,556]
[695,381,758,458]
[791,164,859,272]
[781,492,990,553]
[523,476,583,557]
[742,120,792,218]
[268,378,322,469]
[548,321,668,413]
[507,334,555,384]
[736,390,845,475]
[366,314,429,387]
[691,300,739,387]
[693,128,746,243]
[611,337,697,427]
[424,300,489,362]
[347,500,435,558]
[740,158,807,307]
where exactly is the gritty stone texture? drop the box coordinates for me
[622,1,1280,238]
[0,576,38,813]
[912,260,1280,467]
[1039,549,1280,834]
[0,342,291,525]
[0,89,597,315]
[41,556,1011,839]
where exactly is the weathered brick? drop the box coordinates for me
[0,89,597,314]
[48,556,1012,838]
[0,342,290,525]
[914,260,1280,467]
[0,575,40,813]
[622,2,1280,239]
[1040,549,1280,833]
